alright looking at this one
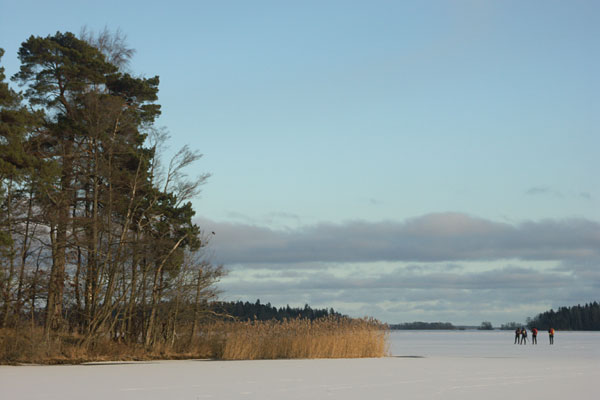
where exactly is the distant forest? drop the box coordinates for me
[527,302,600,330]
[389,322,456,330]
[210,300,343,321]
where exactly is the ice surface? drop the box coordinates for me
[390,329,600,359]
[1,331,598,399]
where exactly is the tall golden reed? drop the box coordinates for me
[1,317,389,364]
[201,316,389,360]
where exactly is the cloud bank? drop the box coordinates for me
[196,213,600,324]
[201,213,600,264]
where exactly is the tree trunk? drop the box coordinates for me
[1,178,15,328]
[15,186,34,323]
[45,153,71,333]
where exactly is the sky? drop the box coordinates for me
[1,0,599,325]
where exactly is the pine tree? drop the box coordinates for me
[0,48,40,327]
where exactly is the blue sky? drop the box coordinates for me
[1,0,599,324]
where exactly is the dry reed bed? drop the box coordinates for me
[1,317,389,364]
[202,317,389,360]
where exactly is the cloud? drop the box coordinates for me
[198,213,600,265]
[525,186,562,197]
[217,260,599,324]
[367,197,384,206]
[224,211,305,227]
[219,264,573,294]
[198,213,600,324]
[525,187,594,201]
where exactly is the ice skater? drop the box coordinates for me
[521,328,527,345]
[514,328,520,344]
[531,327,538,344]
[548,327,555,345]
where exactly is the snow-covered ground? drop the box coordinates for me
[1,331,598,399]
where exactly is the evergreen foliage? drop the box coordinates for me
[499,322,522,330]
[211,299,342,321]
[389,321,456,330]
[477,321,493,330]
[527,302,600,330]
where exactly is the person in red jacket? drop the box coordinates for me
[548,327,555,345]
[531,327,538,344]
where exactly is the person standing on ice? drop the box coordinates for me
[514,328,520,344]
[521,328,527,344]
[519,328,524,344]
[548,328,555,345]
[531,327,538,344]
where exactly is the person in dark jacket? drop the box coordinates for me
[531,327,538,344]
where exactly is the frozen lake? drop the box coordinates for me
[389,329,600,359]
[1,330,598,399]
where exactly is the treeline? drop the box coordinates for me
[211,300,343,321]
[389,322,456,330]
[0,30,223,348]
[527,302,600,330]
[499,322,522,330]
[477,321,493,330]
